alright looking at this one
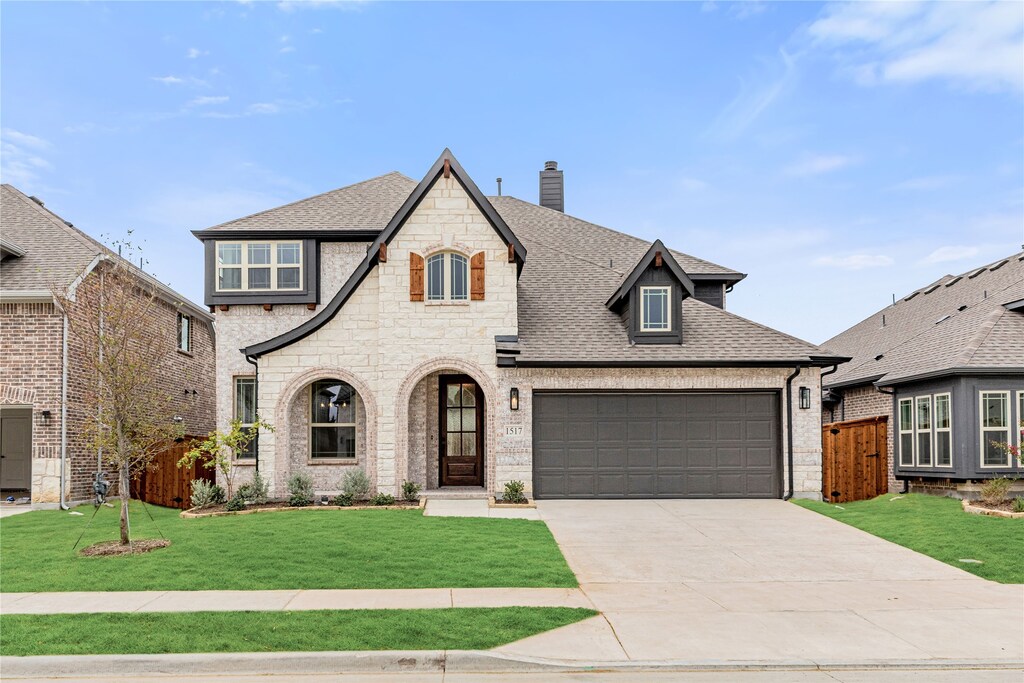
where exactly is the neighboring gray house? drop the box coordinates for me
[194,150,846,501]
[822,253,1024,497]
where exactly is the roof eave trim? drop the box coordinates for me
[878,366,1024,387]
[606,239,697,309]
[823,374,887,390]
[515,357,844,369]
[0,289,54,303]
[242,148,525,358]
[192,229,382,241]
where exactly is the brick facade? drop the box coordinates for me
[215,175,826,500]
[0,262,216,504]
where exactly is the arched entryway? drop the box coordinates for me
[396,358,496,492]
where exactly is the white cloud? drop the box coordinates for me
[151,75,209,87]
[921,245,981,264]
[1,129,54,186]
[201,98,316,119]
[280,45,296,54]
[813,253,894,270]
[784,154,855,177]
[277,0,368,12]
[677,176,709,192]
[186,47,208,59]
[706,48,797,140]
[248,102,280,115]
[807,1,1024,92]
[187,96,229,107]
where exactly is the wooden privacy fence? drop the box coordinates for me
[821,416,888,503]
[133,438,213,509]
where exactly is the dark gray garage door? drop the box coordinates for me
[533,392,780,499]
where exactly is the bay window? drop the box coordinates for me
[934,393,952,467]
[216,240,303,292]
[898,398,914,466]
[915,396,932,466]
[980,391,1010,468]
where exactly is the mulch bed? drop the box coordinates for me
[80,539,171,557]
[183,500,422,517]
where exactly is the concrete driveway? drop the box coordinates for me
[498,500,1024,666]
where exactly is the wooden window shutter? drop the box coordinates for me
[409,253,424,301]
[470,252,485,300]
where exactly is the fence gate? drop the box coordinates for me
[821,416,888,503]
[133,438,213,509]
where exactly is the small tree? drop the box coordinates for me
[179,418,274,499]
[53,239,186,546]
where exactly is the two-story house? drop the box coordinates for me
[194,150,846,501]
[0,184,215,506]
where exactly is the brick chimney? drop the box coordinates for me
[539,161,564,212]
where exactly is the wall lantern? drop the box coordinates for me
[40,410,52,423]
[799,387,811,410]
[510,388,520,411]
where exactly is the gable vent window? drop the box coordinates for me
[640,286,671,332]
[216,241,303,292]
[426,252,469,302]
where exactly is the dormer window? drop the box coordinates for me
[640,286,671,332]
[426,252,468,302]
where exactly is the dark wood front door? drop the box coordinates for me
[439,375,484,487]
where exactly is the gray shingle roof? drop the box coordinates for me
[195,172,417,233]
[494,197,836,365]
[0,184,212,321]
[822,252,1024,387]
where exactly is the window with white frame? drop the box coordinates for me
[425,252,468,302]
[216,241,303,292]
[177,313,191,353]
[898,398,914,466]
[980,391,1010,468]
[310,380,357,459]
[1018,391,1023,449]
[915,396,932,466]
[640,286,671,332]
[934,393,952,467]
[234,377,257,459]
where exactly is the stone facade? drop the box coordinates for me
[824,383,898,493]
[0,263,216,504]
[215,175,826,501]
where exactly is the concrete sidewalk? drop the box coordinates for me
[0,587,590,614]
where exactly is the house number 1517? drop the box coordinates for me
[505,426,524,436]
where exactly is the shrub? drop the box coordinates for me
[980,477,1014,506]
[502,480,527,504]
[190,479,225,509]
[287,472,315,507]
[332,492,355,507]
[340,469,371,501]
[401,480,421,501]
[236,471,269,505]
[370,492,396,506]
[1013,497,1024,513]
[225,494,246,512]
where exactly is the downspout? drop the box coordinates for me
[59,313,69,510]
[246,354,259,472]
[820,364,840,423]
[782,364,805,501]
[876,385,908,492]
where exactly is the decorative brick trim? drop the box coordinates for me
[0,384,37,405]
[273,366,380,493]
[394,357,498,493]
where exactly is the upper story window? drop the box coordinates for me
[177,313,191,353]
[640,286,671,332]
[216,241,302,292]
[980,391,1010,468]
[426,252,468,302]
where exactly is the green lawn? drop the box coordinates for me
[0,607,595,656]
[0,503,576,592]
[794,494,1024,584]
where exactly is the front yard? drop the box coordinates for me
[795,494,1024,584]
[0,607,596,656]
[0,503,577,592]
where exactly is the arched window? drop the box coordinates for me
[426,252,468,301]
[310,379,357,459]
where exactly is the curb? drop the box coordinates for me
[2,650,1022,677]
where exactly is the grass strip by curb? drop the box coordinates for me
[794,494,1024,584]
[0,503,577,592]
[0,607,597,657]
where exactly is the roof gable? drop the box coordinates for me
[243,149,525,357]
[606,239,696,311]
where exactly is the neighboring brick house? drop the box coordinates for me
[194,150,845,502]
[822,253,1024,498]
[0,184,215,505]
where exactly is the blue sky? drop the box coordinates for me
[2,1,1021,344]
